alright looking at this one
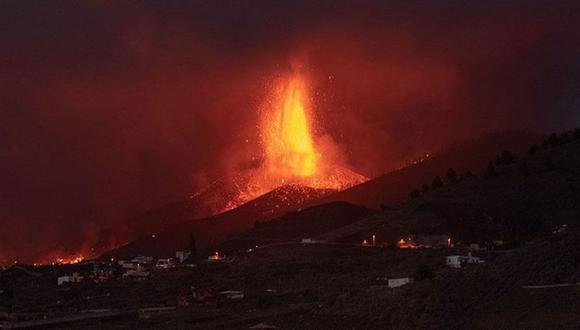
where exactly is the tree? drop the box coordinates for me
[464,171,474,178]
[422,183,430,193]
[432,176,443,189]
[549,133,559,146]
[494,155,502,166]
[541,139,549,149]
[528,144,539,155]
[380,203,387,211]
[574,128,580,140]
[415,263,435,281]
[500,150,516,164]
[410,189,421,199]
[445,168,457,183]
[544,158,556,171]
[560,132,570,145]
[188,233,197,257]
[519,163,530,176]
[487,162,496,176]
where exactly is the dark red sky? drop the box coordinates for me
[1,0,580,263]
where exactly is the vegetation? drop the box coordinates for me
[410,189,421,199]
[445,168,457,183]
[432,176,443,189]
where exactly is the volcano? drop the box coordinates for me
[121,72,366,241]
[101,184,336,259]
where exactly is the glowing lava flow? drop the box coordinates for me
[262,74,318,180]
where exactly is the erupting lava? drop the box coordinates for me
[262,74,318,180]
[199,71,368,212]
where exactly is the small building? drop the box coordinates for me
[219,290,244,301]
[155,258,175,269]
[446,253,484,268]
[131,255,153,264]
[122,269,150,280]
[175,251,191,263]
[301,238,326,244]
[57,272,84,286]
[387,277,414,288]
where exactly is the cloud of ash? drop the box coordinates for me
[1,0,580,262]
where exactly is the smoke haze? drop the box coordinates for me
[1,1,580,262]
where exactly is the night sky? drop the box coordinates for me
[2,0,580,263]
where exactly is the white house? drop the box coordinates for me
[446,252,484,268]
[175,251,191,263]
[387,277,414,288]
[57,272,84,286]
[155,258,175,269]
[219,290,244,301]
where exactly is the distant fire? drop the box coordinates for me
[53,255,85,265]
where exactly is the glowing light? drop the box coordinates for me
[262,74,317,178]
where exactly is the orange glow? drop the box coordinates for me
[262,74,317,178]
[397,238,416,249]
[196,71,368,214]
[53,255,85,265]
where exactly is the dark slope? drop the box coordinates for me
[100,185,335,259]
[217,202,375,253]
[312,131,538,210]
[321,132,580,245]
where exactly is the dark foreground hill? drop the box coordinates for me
[4,231,580,329]
[217,201,375,253]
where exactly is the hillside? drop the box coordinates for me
[313,131,538,210]
[217,202,375,253]
[100,184,335,260]
[319,131,580,246]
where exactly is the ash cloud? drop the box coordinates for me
[1,0,580,262]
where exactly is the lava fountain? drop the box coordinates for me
[262,73,318,181]
[195,71,368,214]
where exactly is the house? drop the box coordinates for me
[118,260,139,270]
[175,251,191,263]
[122,269,150,280]
[219,290,244,301]
[446,253,484,268]
[155,258,175,269]
[301,238,326,244]
[387,277,414,288]
[131,255,153,264]
[57,272,84,286]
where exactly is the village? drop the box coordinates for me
[0,229,503,329]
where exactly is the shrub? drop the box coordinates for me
[422,183,430,193]
[528,144,539,155]
[486,162,496,176]
[519,163,530,176]
[432,176,443,189]
[544,158,556,171]
[574,128,580,140]
[500,150,516,164]
[549,133,558,146]
[445,168,457,183]
[410,189,421,199]
[415,263,435,281]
